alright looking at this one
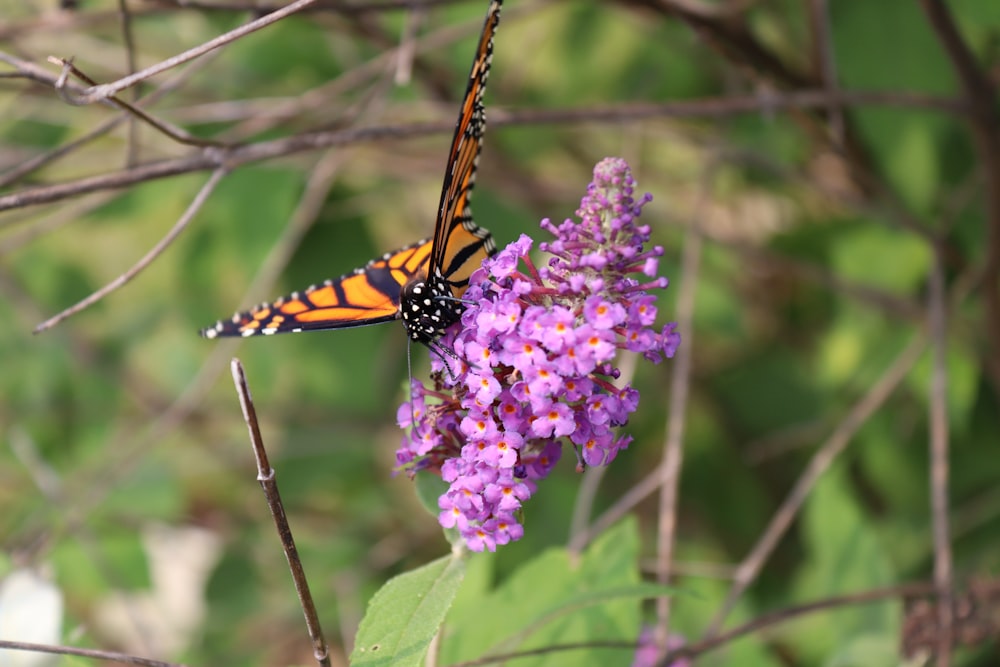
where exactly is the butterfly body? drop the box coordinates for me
[201,0,501,345]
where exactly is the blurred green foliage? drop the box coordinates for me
[1,0,999,665]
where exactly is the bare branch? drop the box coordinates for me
[928,248,954,667]
[0,89,967,215]
[703,334,928,636]
[0,51,221,189]
[654,161,707,640]
[48,57,227,147]
[0,639,184,667]
[806,0,845,144]
[144,0,465,14]
[229,359,333,667]
[33,168,227,333]
[51,0,320,104]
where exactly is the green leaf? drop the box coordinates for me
[831,0,957,213]
[414,473,448,519]
[414,474,462,547]
[908,342,980,432]
[351,553,467,667]
[441,518,645,667]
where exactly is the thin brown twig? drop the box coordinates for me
[917,6,999,654]
[703,333,929,637]
[661,582,939,667]
[0,52,222,190]
[32,168,227,333]
[0,639,185,667]
[653,159,706,642]
[0,89,967,216]
[0,0,466,43]
[117,0,141,166]
[928,248,954,667]
[918,0,1000,413]
[445,582,936,667]
[52,0,320,105]
[567,461,665,554]
[145,0,464,14]
[49,57,227,148]
[0,51,107,96]
[806,0,844,145]
[229,358,332,667]
[0,193,117,255]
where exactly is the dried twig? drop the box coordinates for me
[0,639,183,667]
[229,359,332,667]
[0,51,220,190]
[703,334,929,636]
[805,0,844,144]
[0,89,966,216]
[653,160,707,639]
[928,248,954,667]
[918,0,1000,411]
[49,57,227,148]
[51,0,320,105]
[32,168,227,333]
[444,582,938,667]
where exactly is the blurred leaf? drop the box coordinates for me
[52,531,149,599]
[441,518,642,666]
[908,342,980,432]
[414,473,447,518]
[4,118,68,149]
[821,634,900,667]
[831,0,957,213]
[830,222,931,294]
[790,467,900,662]
[351,553,467,667]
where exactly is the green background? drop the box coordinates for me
[1,0,998,665]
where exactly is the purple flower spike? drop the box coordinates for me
[396,158,679,552]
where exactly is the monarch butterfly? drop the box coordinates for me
[201,0,501,345]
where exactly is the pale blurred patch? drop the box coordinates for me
[94,523,223,658]
[0,568,64,667]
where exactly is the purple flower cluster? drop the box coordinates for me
[632,627,690,667]
[396,158,680,552]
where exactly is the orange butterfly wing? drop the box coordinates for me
[201,1,502,342]
[428,0,500,295]
[201,240,431,338]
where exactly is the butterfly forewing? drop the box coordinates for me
[429,0,500,285]
[200,240,431,338]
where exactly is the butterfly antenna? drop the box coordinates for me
[436,294,478,307]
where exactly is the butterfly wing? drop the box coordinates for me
[428,0,501,295]
[201,1,502,343]
[201,239,432,338]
